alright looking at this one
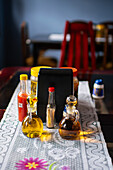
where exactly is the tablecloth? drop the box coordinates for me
[0,81,113,170]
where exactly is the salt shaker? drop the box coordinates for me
[92,79,104,99]
[92,79,104,113]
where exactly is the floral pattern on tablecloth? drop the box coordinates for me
[15,157,71,170]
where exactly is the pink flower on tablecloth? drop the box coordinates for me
[15,157,48,170]
[61,166,71,170]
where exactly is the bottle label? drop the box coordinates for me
[93,87,104,97]
[18,95,28,122]
[19,103,23,108]
[31,81,37,96]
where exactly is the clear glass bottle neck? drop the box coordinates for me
[65,105,79,121]
[27,105,37,116]
[48,91,55,105]
[20,80,27,93]
[66,105,76,116]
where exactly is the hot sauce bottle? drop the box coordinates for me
[18,74,28,122]
[46,87,56,128]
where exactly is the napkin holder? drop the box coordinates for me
[37,68,73,122]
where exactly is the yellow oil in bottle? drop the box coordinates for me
[21,94,43,138]
[22,111,43,138]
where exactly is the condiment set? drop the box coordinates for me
[17,66,81,140]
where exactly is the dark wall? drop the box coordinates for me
[3,0,22,68]
[0,0,4,68]
[1,0,113,69]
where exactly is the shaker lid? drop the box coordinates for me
[95,79,103,85]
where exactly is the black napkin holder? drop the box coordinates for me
[37,68,73,123]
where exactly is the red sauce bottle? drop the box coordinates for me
[18,74,28,122]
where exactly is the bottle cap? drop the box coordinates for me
[31,66,51,77]
[95,79,103,85]
[48,87,55,92]
[60,67,78,77]
[66,95,77,105]
[20,74,28,80]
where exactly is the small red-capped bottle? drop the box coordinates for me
[46,87,56,128]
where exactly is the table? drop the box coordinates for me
[30,33,113,66]
[30,34,61,66]
[0,67,113,168]
[0,77,113,169]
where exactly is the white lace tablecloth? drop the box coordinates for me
[0,81,113,170]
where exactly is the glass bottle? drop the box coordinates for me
[46,87,56,128]
[30,66,51,114]
[63,95,78,117]
[30,66,51,97]
[66,95,78,107]
[18,74,28,122]
[92,79,104,113]
[30,67,39,97]
[22,94,43,138]
[59,95,80,139]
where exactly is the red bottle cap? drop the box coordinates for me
[48,87,55,92]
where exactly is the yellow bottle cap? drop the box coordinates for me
[20,74,28,80]
[31,66,51,77]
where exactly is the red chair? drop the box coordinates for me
[59,21,96,72]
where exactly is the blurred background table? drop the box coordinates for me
[30,33,113,66]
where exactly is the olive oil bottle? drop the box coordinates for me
[22,94,43,138]
[59,95,80,139]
